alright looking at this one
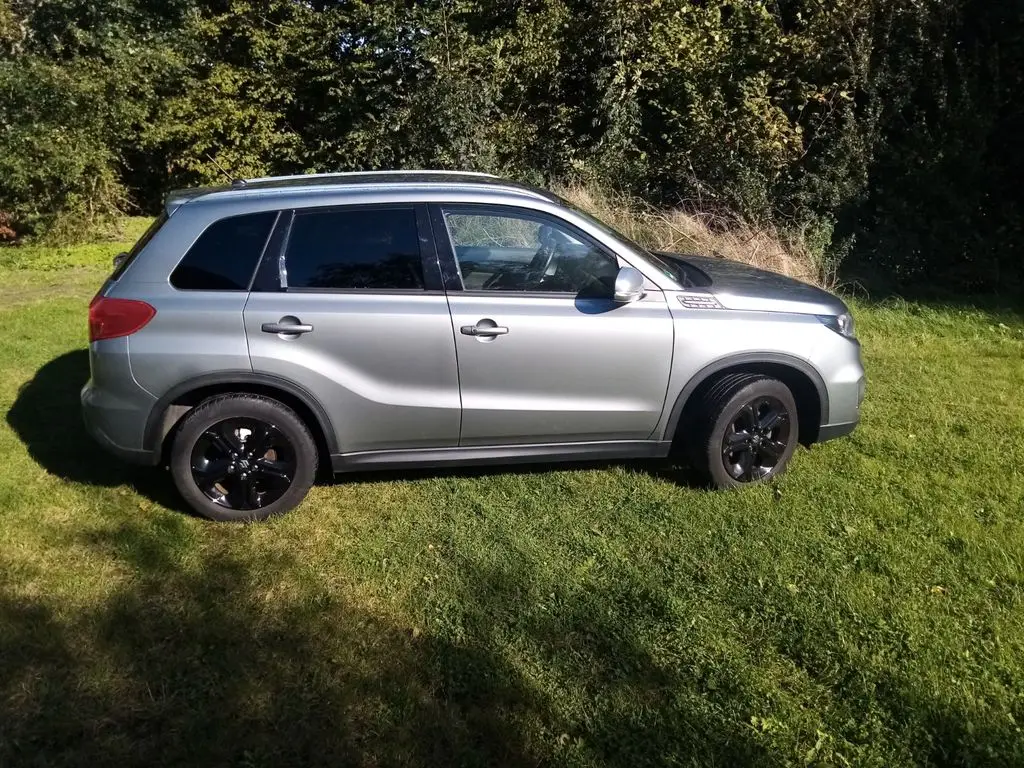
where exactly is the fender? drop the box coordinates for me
[662,352,829,441]
[143,371,339,454]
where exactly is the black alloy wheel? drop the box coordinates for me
[721,395,791,482]
[190,418,297,510]
[689,373,800,489]
[170,394,318,521]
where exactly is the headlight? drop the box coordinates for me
[818,312,856,339]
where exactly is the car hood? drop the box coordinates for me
[654,252,847,316]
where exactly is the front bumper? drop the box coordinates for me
[816,421,858,442]
[817,372,865,443]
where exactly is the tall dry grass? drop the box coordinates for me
[556,184,826,287]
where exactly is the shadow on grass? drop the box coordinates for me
[5,349,187,511]
[332,458,708,491]
[0,517,771,767]
[837,268,1024,321]
[6,350,709,514]
[0,525,544,766]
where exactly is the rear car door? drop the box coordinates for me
[243,204,461,454]
[431,204,674,446]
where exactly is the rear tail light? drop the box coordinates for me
[88,296,156,342]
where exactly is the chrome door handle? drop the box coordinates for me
[461,325,508,337]
[262,320,314,335]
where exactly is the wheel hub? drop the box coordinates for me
[721,395,792,483]
[190,418,297,510]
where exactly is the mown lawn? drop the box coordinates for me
[1,230,1022,767]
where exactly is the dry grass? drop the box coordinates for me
[556,183,825,287]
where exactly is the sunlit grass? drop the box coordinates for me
[0,239,1021,766]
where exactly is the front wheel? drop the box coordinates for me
[169,394,318,522]
[691,374,799,489]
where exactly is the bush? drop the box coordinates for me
[0,0,1020,290]
[0,58,129,241]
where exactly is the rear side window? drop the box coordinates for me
[284,207,423,290]
[112,212,168,280]
[171,212,277,291]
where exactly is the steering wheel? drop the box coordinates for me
[525,226,562,284]
[479,226,567,290]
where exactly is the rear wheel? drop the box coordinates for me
[170,394,318,521]
[690,374,799,489]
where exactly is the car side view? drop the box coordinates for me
[82,171,865,521]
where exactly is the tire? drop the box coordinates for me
[169,394,318,522]
[690,374,799,490]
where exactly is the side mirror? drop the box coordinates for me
[613,266,645,303]
[112,251,130,270]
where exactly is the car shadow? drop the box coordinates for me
[5,349,189,513]
[7,350,709,516]
[332,458,709,490]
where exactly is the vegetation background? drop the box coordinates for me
[1,0,1022,294]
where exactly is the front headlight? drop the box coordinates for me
[818,312,856,339]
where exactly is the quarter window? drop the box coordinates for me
[171,212,277,291]
[284,207,424,290]
[443,210,619,294]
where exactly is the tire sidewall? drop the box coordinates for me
[170,396,317,522]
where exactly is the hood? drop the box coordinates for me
[653,252,847,316]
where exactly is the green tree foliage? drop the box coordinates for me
[0,0,1020,289]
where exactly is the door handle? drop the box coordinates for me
[262,319,314,335]
[461,324,508,337]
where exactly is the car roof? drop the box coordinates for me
[164,170,558,214]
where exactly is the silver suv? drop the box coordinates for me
[82,171,865,521]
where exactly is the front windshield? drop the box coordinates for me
[550,192,687,286]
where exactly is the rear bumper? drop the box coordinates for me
[81,381,160,466]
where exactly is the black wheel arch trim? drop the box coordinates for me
[143,371,339,455]
[664,352,829,443]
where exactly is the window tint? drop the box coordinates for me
[171,212,277,291]
[443,210,619,294]
[285,208,424,290]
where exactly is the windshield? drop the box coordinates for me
[644,251,709,288]
[550,193,686,286]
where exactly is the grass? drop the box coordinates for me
[1,231,1023,767]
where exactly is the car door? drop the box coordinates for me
[243,204,461,454]
[431,203,674,446]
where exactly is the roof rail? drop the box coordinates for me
[239,170,500,185]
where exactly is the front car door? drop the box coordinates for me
[243,203,461,455]
[431,203,674,447]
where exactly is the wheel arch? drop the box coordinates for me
[666,353,828,447]
[144,372,338,468]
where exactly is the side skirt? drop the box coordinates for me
[331,440,673,473]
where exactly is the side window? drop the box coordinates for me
[171,212,277,291]
[443,209,619,294]
[113,212,168,281]
[284,207,424,290]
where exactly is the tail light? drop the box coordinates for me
[89,296,156,342]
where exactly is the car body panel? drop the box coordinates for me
[81,336,158,460]
[119,290,253,399]
[446,292,674,444]
[658,253,848,315]
[243,291,461,452]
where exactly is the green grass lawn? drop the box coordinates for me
[1,231,1022,767]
